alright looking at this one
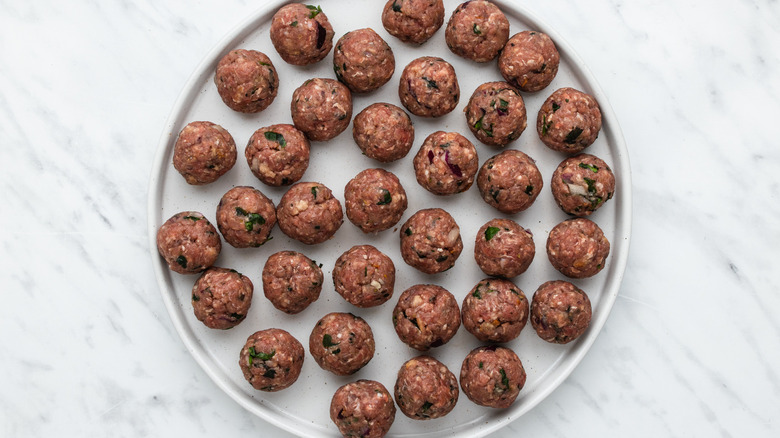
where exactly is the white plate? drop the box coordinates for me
[148,1,631,436]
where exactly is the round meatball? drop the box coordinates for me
[399,208,463,274]
[352,103,415,162]
[537,87,602,153]
[333,28,395,93]
[398,56,459,118]
[462,278,529,343]
[498,31,560,92]
[530,280,592,344]
[330,380,396,438]
[392,284,460,351]
[191,267,253,329]
[394,356,458,420]
[245,124,310,187]
[270,3,334,65]
[344,168,408,233]
[262,251,323,314]
[551,154,615,216]
[239,328,304,392]
[291,78,353,141]
[216,186,276,248]
[156,211,221,275]
[333,245,396,308]
[173,121,236,185]
[460,346,526,409]
[445,0,509,62]
[477,149,543,214]
[465,82,527,147]
[214,49,278,113]
[413,131,479,196]
[547,218,610,278]
[474,218,535,278]
[277,181,343,245]
[309,312,375,376]
[381,0,445,45]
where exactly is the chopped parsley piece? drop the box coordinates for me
[291,20,298,27]
[584,177,597,194]
[176,255,187,269]
[473,288,482,299]
[564,127,584,144]
[306,4,322,19]
[552,102,561,112]
[392,0,402,12]
[474,116,494,137]
[235,206,248,216]
[525,185,534,196]
[405,227,412,236]
[264,131,286,148]
[376,188,392,205]
[579,162,599,173]
[247,347,275,366]
[473,23,482,35]
[485,226,500,241]
[263,369,276,378]
[499,98,509,109]
[322,334,340,348]
[192,294,199,302]
[422,76,438,89]
[311,186,319,198]
[244,213,265,232]
[541,115,552,136]
[421,401,433,411]
[499,368,510,389]
[183,215,201,221]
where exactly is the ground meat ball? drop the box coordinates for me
[394,355,458,420]
[333,28,395,93]
[270,3,334,65]
[215,186,276,248]
[262,251,323,314]
[333,245,396,308]
[239,328,304,392]
[477,149,543,213]
[547,218,610,278]
[398,56,459,118]
[291,78,353,141]
[309,312,375,376]
[498,31,560,92]
[214,49,278,113]
[277,181,343,244]
[445,0,509,63]
[352,103,415,162]
[245,124,310,187]
[461,278,529,343]
[413,131,479,195]
[330,380,396,438]
[399,208,463,274]
[530,280,592,344]
[173,121,236,185]
[465,82,527,147]
[156,211,221,275]
[537,87,602,153]
[551,154,615,216]
[344,168,408,233]
[460,346,526,409]
[381,0,445,45]
[191,267,253,329]
[392,284,460,351]
[474,218,535,278]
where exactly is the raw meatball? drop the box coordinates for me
[191,267,253,329]
[214,49,278,113]
[352,103,415,162]
[498,31,560,92]
[216,186,276,248]
[399,208,463,274]
[173,121,236,185]
[530,280,592,344]
[262,251,323,314]
[381,0,445,45]
[547,218,610,278]
[413,131,479,195]
[537,87,602,153]
[270,3,334,65]
[464,82,527,147]
[330,380,396,438]
[156,211,221,275]
[394,355,458,420]
[474,218,535,278]
[333,28,395,93]
[550,154,615,216]
[445,0,509,62]
[392,284,460,351]
[477,149,543,213]
[460,346,526,409]
[461,278,529,343]
[239,328,304,392]
[277,181,343,244]
[344,168,408,233]
[309,312,375,376]
[333,245,396,308]
[398,56,459,118]
[245,124,310,187]
[291,78,353,141]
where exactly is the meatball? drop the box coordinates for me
[445,0,509,62]
[547,218,610,278]
[344,168,408,233]
[460,346,526,409]
[530,280,592,344]
[156,211,221,275]
[477,149,543,214]
[277,181,343,244]
[381,0,445,45]
[330,380,396,438]
[239,328,304,392]
[309,312,375,376]
[398,56,459,118]
[191,267,253,329]
[215,186,276,248]
[245,124,310,187]
[172,121,236,185]
[550,154,615,216]
[333,28,395,93]
[464,82,527,147]
[392,284,461,351]
[474,218,535,278]
[333,245,396,308]
[270,3,334,65]
[291,78,353,141]
[461,278,529,343]
[394,355,458,420]
[413,131,479,196]
[498,31,560,92]
[537,87,602,153]
[352,103,415,162]
[214,49,278,113]
[399,208,463,274]
[262,251,323,314]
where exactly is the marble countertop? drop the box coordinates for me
[2,0,778,436]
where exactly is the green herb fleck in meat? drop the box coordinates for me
[474,116,494,137]
[244,213,265,232]
[306,5,322,19]
[499,368,510,389]
[247,347,275,366]
[323,334,340,348]
[183,215,201,221]
[473,23,482,35]
[584,177,597,194]
[564,127,584,144]
[264,131,286,148]
[525,185,534,196]
[176,255,187,269]
[311,186,319,199]
[392,0,402,12]
[377,188,392,205]
[485,226,500,241]
[291,20,298,27]
[552,102,560,112]
[405,227,412,236]
[579,162,599,173]
[422,76,438,89]
[541,115,552,136]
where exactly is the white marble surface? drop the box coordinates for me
[2,0,779,437]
